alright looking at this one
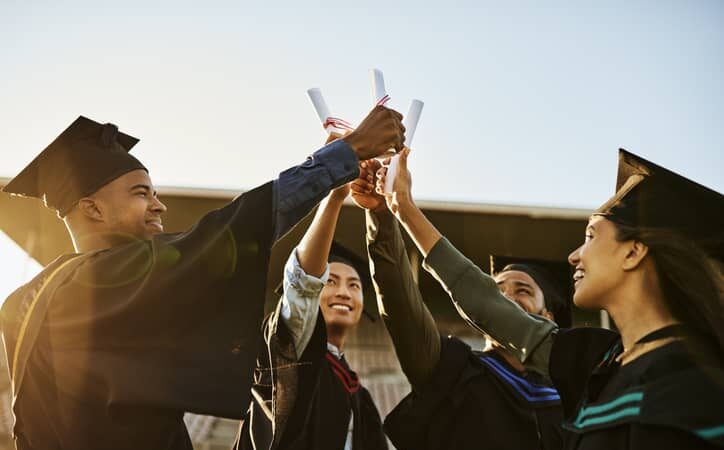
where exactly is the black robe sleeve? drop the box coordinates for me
[0,140,363,450]
[2,140,361,423]
[41,182,276,419]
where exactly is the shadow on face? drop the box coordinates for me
[90,169,168,241]
[494,270,546,315]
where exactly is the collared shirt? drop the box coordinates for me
[280,249,329,358]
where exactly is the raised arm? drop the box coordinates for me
[273,105,405,242]
[351,159,441,387]
[378,150,557,375]
[278,173,351,360]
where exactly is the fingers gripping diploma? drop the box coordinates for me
[350,159,386,213]
[306,84,404,161]
[344,106,405,160]
[376,148,412,215]
[384,99,423,194]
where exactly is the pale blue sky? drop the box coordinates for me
[2,1,722,211]
[1,1,723,301]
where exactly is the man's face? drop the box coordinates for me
[320,262,365,332]
[91,169,167,240]
[494,270,546,315]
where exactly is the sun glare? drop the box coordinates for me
[0,231,42,305]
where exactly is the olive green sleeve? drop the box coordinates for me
[422,236,556,376]
[366,209,441,388]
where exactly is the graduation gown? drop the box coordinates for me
[0,140,361,450]
[237,308,388,450]
[2,183,274,449]
[550,327,724,449]
[384,336,564,450]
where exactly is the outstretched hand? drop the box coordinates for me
[350,159,386,213]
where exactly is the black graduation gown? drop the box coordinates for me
[237,309,388,450]
[384,336,564,450]
[550,328,724,449]
[1,183,277,450]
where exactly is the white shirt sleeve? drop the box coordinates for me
[280,248,330,359]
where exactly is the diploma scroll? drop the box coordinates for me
[370,68,391,106]
[307,88,354,136]
[370,69,395,158]
[384,99,424,194]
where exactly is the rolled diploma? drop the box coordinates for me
[370,68,390,106]
[307,88,349,135]
[370,68,394,158]
[385,99,424,193]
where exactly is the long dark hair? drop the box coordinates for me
[614,222,724,359]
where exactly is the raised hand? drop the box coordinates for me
[376,148,412,216]
[343,105,405,160]
[350,159,386,213]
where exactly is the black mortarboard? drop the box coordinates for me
[2,116,147,217]
[490,255,573,328]
[595,149,724,261]
[274,242,378,320]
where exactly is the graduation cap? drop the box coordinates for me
[490,255,573,328]
[274,241,378,321]
[2,116,147,217]
[595,149,724,261]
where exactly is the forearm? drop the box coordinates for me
[367,209,441,388]
[395,197,442,257]
[273,140,359,243]
[423,237,557,376]
[297,195,344,278]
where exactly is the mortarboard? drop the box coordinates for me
[490,255,573,328]
[595,149,723,261]
[3,116,147,217]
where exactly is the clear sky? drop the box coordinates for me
[2,0,722,210]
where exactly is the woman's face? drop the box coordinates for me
[568,215,632,309]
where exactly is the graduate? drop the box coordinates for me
[378,149,724,449]
[350,156,567,450]
[0,108,404,450]
[237,178,387,450]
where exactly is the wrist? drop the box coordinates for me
[396,194,416,219]
[324,193,346,208]
[342,133,365,160]
[372,202,390,214]
[372,204,393,217]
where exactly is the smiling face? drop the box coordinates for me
[90,169,168,240]
[494,270,547,315]
[320,261,365,332]
[568,215,632,309]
